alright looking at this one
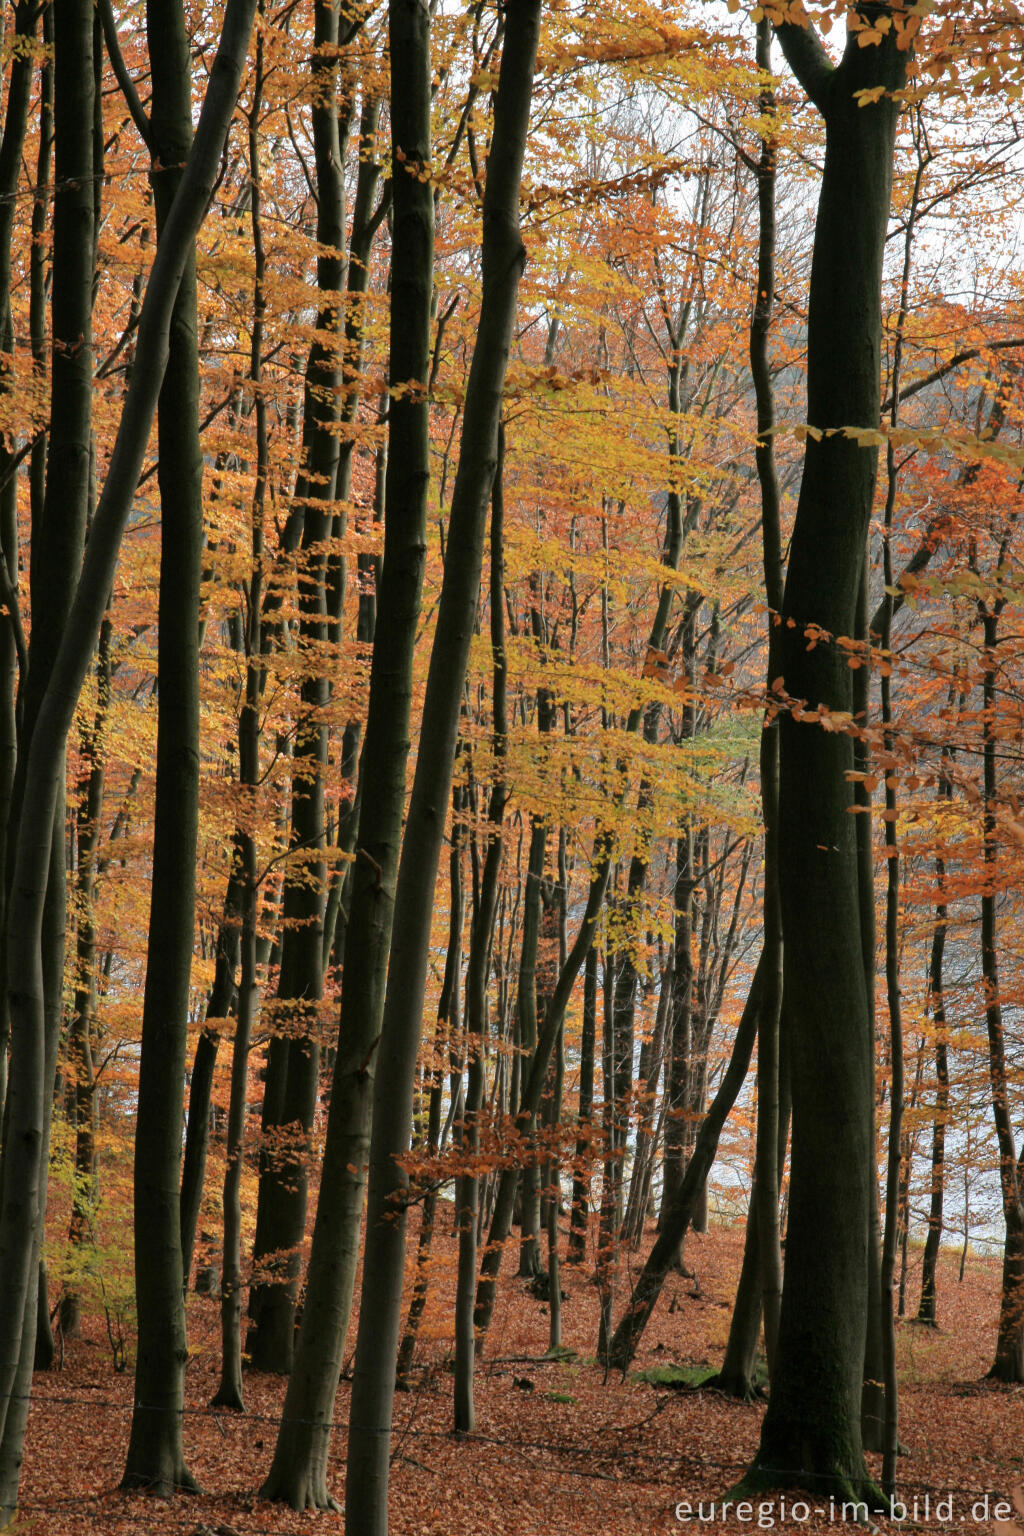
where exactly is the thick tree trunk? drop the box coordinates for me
[746,16,907,1502]
[0,0,92,1508]
[979,609,1024,1382]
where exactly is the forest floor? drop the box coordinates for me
[21,1216,1024,1536]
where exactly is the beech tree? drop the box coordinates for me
[742,1,912,1502]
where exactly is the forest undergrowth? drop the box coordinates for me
[20,1221,1024,1536]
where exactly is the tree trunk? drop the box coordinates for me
[0,0,93,1507]
[121,0,208,1490]
[259,0,434,1506]
[453,423,509,1433]
[567,945,598,1263]
[917,767,951,1324]
[345,10,541,1525]
[979,606,1024,1382]
[0,0,254,1507]
[606,954,764,1370]
[746,16,907,1502]
[246,5,358,1371]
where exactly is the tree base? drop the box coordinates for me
[120,1465,201,1498]
[260,1467,340,1512]
[728,1463,887,1520]
[704,1370,766,1404]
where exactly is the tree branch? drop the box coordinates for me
[97,0,153,153]
[774,16,834,113]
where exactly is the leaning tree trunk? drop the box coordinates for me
[0,0,93,1506]
[454,427,509,1434]
[0,0,39,1126]
[344,9,542,1529]
[0,0,255,1511]
[744,12,908,1503]
[605,953,764,1371]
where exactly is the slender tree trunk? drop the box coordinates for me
[606,954,765,1370]
[0,0,254,1506]
[246,10,360,1371]
[917,767,952,1325]
[121,0,208,1490]
[750,14,783,1377]
[454,423,509,1433]
[259,0,434,1505]
[0,0,38,1126]
[567,945,598,1263]
[345,13,542,1524]
[60,617,113,1338]
[516,817,546,1276]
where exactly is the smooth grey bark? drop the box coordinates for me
[0,0,256,1513]
[345,8,542,1528]
[259,0,434,1507]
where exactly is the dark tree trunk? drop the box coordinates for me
[606,955,764,1370]
[917,765,952,1324]
[344,9,541,1525]
[567,944,598,1263]
[259,0,434,1506]
[246,4,360,1371]
[0,0,93,1506]
[0,0,254,1509]
[121,0,208,1491]
[979,606,1024,1382]
[454,423,509,1433]
[746,16,907,1502]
